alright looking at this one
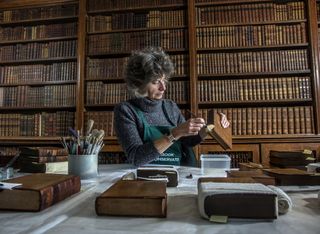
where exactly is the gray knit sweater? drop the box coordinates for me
[114,98,202,166]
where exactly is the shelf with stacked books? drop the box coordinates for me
[85,0,191,140]
[194,0,317,139]
[0,2,78,141]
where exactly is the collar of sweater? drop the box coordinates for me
[130,97,163,113]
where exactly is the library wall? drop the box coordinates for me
[1,0,320,167]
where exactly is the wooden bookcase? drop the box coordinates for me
[1,0,320,167]
[0,0,78,165]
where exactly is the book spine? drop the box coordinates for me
[38,176,81,211]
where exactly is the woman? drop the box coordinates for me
[114,47,206,167]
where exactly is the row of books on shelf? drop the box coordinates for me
[88,0,184,12]
[0,62,77,84]
[0,85,75,107]
[197,49,308,74]
[196,23,306,48]
[0,5,78,23]
[86,81,189,105]
[0,40,77,61]
[86,54,188,80]
[200,106,314,136]
[196,1,304,25]
[87,10,185,33]
[207,151,252,168]
[0,22,77,42]
[198,76,311,102]
[87,29,186,54]
[85,111,115,137]
[0,111,74,137]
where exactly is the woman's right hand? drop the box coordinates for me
[171,118,206,140]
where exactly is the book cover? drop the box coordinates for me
[0,173,80,211]
[206,112,232,150]
[198,180,277,220]
[263,168,320,185]
[95,180,167,217]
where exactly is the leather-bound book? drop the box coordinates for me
[95,180,167,217]
[263,168,320,185]
[227,170,276,185]
[0,173,81,211]
[197,178,277,220]
[137,166,178,187]
[206,112,232,150]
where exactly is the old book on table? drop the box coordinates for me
[136,166,178,187]
[206,112,232,150]
[239,162,266,171]
[227,170,276,185]
[263,168,320,185]
[198,179,277,220]
[0,173,81,211]
[19,161,68,173]
[95,180,167,217]
[269,150,315,168]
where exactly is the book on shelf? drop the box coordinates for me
[95,180,167,217]
[0,173,80,211]
[20,147,68,157]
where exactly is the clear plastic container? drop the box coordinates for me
[200,154,231,175]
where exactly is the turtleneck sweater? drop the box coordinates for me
[114,97,202,166]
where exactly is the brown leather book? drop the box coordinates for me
[206,112,232,150]
[263,168,320,185]
[0,173,81,211]
[227,170,276,185]
[95,180,167,217]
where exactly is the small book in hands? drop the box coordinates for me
[206,112,232,150]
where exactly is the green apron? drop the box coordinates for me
[133,106,182,166]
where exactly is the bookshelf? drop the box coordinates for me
[0,0,78,163]
[1,0,320,167]
[84,0,191,140]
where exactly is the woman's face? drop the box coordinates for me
[145,75,167,100]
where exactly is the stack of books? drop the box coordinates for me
[19,147,68,173]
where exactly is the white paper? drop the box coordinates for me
[0,182,22,190]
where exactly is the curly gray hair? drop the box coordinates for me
[125,47,174,97]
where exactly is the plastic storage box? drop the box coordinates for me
[200,154,231,175]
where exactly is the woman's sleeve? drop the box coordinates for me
[113,103,162,167]
[170,101,203,147]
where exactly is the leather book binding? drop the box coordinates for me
[227,170,276,185]
[206,112,232,150]
[137,166,178,187]
[95,180,167,217]
[0,173,81,211]
[263,168,320,185]
[198,179,277,220]
[269,150,314,168]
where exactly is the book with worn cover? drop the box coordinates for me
[20,147,68,157]
[269,150,315,168]
[206,112,232,150]
[263,168,320,185]
[227,170,276,185]
[19,161,68,173]
[0,173,81,211]
[137,166,178,187]
[198,178,277,220]
[95,180,167,217]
